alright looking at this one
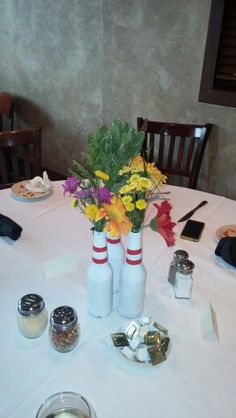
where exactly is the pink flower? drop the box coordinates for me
[150,200,176,247]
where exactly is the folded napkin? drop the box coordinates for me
[25,171,52,193]
[215,237,236,267]
[0,214,22,240]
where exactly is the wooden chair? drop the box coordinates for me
[137,117,213,189]
[0,127,42,189]
[0,92,14,131]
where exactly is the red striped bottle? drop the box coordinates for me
[118,231,146,318]
[87,230,113,317]
[106,233,125,308]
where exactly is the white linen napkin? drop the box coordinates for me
[25,171,52,193]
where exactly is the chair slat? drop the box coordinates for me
[148,132,154,161]
[158,133,165,168]
[0,148,8,184]
[176,136,185,170]
[184,137,195,172]
[11,146,20,181]
[23,143,32,179]
[167,135,175,169]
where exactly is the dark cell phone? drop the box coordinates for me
[180,219,205,242]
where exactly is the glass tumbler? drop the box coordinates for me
[36,391,96,418]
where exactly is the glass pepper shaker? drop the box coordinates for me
[49,305,80,352]
[174,259,195,299]
[17,293,48,338]
[168,250,189,286]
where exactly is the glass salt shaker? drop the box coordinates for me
[17,293,48,338]
[49,305,80,352]
[174,259,194,299]
[168,250,189,286]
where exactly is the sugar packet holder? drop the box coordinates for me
[111,317,170,366]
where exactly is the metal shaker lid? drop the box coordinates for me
[18,293,45,316]
[176,259,195,274]
[50,306,78,331]
[174,250,189,261]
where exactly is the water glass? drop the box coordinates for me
[36,391,96,418]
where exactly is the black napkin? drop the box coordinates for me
[215,237,236,268]
[0,214,22,240]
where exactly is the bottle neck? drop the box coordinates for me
[126,231,142,265]
[106,232,121,245]
[92,231,108,264]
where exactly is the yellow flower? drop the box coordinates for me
[128,174,143,191]
[84,204,99,220]
[122,195,135,211]
[136,199,147,210]
[95,170,110,181]
[120,183,136,194]
[125,202,135,212]
[129,181,142,192]
[139,177,151,189]
[119,155,145,176]
[103,196,132,237]
[129,173,141,182]
[121,195,133,205]
[118,166,132,175]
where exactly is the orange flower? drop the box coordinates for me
[103,196,132,237]
[147,162,167,186]
[129,155,146,172]
[150,201,176,247]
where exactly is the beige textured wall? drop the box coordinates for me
[1,0,236,199]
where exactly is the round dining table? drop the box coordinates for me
[0,181,235,418]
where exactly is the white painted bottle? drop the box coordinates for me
[87,231,113,317]
[106,232,125,308]
[118,231,146,318]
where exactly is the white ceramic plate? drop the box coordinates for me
[215,224,236,241]
[11,180,53,200]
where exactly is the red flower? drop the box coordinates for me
[150,200,176,247]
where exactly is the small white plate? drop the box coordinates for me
[11,180,53,200]
[215,224,236,241]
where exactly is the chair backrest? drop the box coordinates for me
[0,127,42,189]
[137,117,212,189]
[0,92,14,131]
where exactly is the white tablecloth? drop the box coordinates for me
[0,182,236,418]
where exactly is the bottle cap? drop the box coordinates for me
[50,306,78,331]
[18,293,45,316]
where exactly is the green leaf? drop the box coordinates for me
[84,119,145,188]
[150,217,158,232]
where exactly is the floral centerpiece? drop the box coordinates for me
[63,120,175,246]
[62,119,176,318]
